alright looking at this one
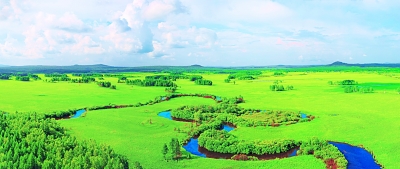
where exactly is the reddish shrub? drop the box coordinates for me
[324,159,338,169]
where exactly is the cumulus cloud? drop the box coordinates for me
[147,41,167,58]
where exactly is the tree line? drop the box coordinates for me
[126,79,177,87]
[344,86,374,93]
[328,80,358,85]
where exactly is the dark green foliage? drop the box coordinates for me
[224,79,230,83]
[133,161,143,169]
[110,85,117,89]
[126,79,177,87]
[0,113,129,169]
[329,80,358,85]
[189,75,203,81]
[117,76,127,83]
[270,85,294,91]
[28,74,41,80]
[15,76,30,81]
[70,77,96,83]
[270,81,294,91]
[298,138,347,169]
[198,130,299,155]
[97,81,113,88]
[165,87,177,93]
[344,86,373,93]
[44,73,68,78]
[194,79,212,85]
[0,74,10,80]
[162,138,181,161]
[273,72,285,76]
[162,143,169,160]
[72,73,103,77]
[227,71,262,80]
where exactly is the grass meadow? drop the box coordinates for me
[1,71,399,168]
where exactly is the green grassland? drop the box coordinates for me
[1,70,400,168]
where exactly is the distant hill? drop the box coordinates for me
[328,61,400,67]
[1,62,400,73]
[329,61,349,66]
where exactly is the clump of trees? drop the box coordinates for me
[224,79,231,83]
[15,76,30,81]
[344,86,373,93]
[165,87,177,93]
[297,138,347,169]
[0,74,10,80]
[97,81,116,89]
[70,77,96,83]
[273,72,285,76]
[162,138,182,161]
[194,79,212,85]
[198,130,300,155]
[0,113,129,168]
[72,73,103,77]
[189,75,203,81]
[270,81,294,91]
[227,71,262,80]
[328,80,358,85]
[44,73,68,77]
[117,76,127,83]
[126,79,177,87]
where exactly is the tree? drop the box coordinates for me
[133,161,143,169]
[162,143,169,160]
[224,79,230,83]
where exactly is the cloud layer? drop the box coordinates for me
[0,0,399,66]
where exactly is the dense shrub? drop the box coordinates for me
[198,130,299,155]
[298,138,347,169]
[194,79,212,85]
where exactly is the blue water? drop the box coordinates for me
[183,138,206,157]
[161,97,166,101]
[184,124,234,157]
[289,149,298,157]
[71,109,86,118]
[222,125,234,132]
[329,142,381,169]
[300,113,307,119]
[216,96,222,101]
[158,111,172,120]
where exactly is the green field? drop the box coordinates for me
[1,70,399,169]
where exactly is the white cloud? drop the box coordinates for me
[147,40,167,58]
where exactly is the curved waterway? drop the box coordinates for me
[329,142,381,169]
[157,111,298,159]
[157,111,380,165]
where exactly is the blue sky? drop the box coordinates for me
[0,0,399,66]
